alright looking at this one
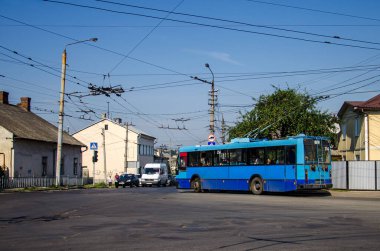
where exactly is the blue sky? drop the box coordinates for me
[1,0,380,148]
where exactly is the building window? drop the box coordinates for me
[355,155,360,161]
[73,158,78,176]
[354,117,360,137]
[42,157,47,176]
[105,124,108,130]
[342,123,347,140]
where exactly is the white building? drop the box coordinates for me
[73,118,155,181]
[0,91,84,178]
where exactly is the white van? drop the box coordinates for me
[141,163,168,187]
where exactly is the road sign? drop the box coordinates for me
[90,142,98,150]
[208,142,216,145]
[208,134,216,142]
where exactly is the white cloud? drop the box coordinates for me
[184,49,242,66]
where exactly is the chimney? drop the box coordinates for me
[18,97,31,112]
[0,91,9,104]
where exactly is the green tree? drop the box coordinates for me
[228,87,338,145]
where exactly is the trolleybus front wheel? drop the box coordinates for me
[191,177,202,193]
[250,177,263,195]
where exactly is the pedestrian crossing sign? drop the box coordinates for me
[90,142,98,150]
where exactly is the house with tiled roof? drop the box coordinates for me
[337,94,380,160]
[73,118,155,181]
[0,91,85,178]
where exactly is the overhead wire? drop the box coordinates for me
[246,0,380,22]
[96,0,380,46]
[107,0,185,74]
[0,45,93,88]
[43,0,380,51]
[0,14,191,78]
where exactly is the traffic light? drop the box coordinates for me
[92,150,98,163]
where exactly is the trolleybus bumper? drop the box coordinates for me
[297,183,333,190]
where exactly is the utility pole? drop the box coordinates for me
[101,128,107,182]
[55,37,97,187]
[55,48,67,186]
[124,123,129,173]
[192,63,217,136]
[206,63,215,134]
[221,114,226,144]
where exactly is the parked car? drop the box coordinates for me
[166,174,176,186]
[115,173,139,188]
[135,174,142,187]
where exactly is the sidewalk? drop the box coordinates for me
[330,189,380,199]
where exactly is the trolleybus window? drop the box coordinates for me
[216,150,229,166]
[265,147,285,165]
[188,152,199,166]
[229,149,246,165]
[320,140,331,164]
[304,139,331,164]
[200,151,213,166]
[285,146,296,164]
[248,148,265,165]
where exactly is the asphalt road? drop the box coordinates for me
[1,187,380,251]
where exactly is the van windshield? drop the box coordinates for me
[144,168,159,174]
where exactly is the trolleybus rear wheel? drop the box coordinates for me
[250,177,263,195]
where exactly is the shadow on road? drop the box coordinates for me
[178,189,332,197]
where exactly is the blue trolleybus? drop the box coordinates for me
[176,135,332,194]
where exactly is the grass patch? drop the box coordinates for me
[83,182,109,189]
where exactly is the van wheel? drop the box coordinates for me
[250,177,263,195]
[191,177,202,193]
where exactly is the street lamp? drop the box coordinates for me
[205,63,215,134]
[55,38,97,186]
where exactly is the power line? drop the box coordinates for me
[96,0,380,46]
[3,23,380,28]
[43,0,380,51]
[0,14,190,78]
[0,45,92,88]
[246,0,380,22]
[108,0,185,73]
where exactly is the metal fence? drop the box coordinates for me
[0,177,93,189]
[332,161,379,190]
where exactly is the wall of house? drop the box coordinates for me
[338,109,380,161]
[73,120,126,181]
[338,109,366,161]
[73,120,156,180]
[12,139,82,178]
[0,126,14,176]
[369,111,380,160]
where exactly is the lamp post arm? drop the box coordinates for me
[65,38,98,49]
